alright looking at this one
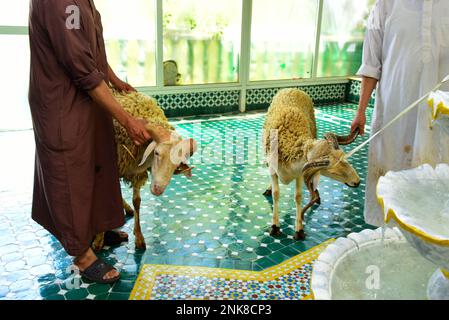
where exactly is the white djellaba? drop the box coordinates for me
[358,0,449,227]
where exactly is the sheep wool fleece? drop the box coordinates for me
[263,88,317,165]
[28,0,124,256]
[358,0,449,227]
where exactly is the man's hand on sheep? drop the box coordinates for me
[351,111,366,136]
[112,78,136,93]
[88,81,149,146]
[125,117,152,146]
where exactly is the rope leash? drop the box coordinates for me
[345,75,449,160]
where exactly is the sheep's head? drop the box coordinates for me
[139,125,198,196]
[303,129,361,194]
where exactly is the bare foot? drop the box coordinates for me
[74,248,119,281]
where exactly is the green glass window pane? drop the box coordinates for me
[0,35,31,130]
[250,0,318,81]
[95,0,157,87]
[163,0,242,86]
[317,0,376,77]
[0,1,29,26]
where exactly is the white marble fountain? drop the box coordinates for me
[311,92,449,300]
[311,164,449,300]
[378,164,449,299]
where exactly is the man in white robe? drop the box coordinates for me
[351,0,449,227]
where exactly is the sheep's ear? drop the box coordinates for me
[181,138,198,158]
[171,138,198,165]
[138,141,157,167]
[182,167,193,178]
[174,163,194,178]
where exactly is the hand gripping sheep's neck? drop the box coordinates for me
[139,125,197,194]
[263,88,361,241]
[92,90,197,251]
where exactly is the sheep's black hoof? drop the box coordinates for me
[294,230,306,241]
[263,189,272,197]
[270,225,282,237]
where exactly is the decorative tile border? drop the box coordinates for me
[153,90,240,118]
[144,79,379,118]
[0,103,372,301]
[346,78,376,107]
[129,239,334,300]
[246,84,347,111]
[150,83,354,117]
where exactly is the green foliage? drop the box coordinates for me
[184,15,197,31]
[163,13,172,29]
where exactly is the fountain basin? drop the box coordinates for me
[378,164,449,300]
[311,228,436,300]
[428,90,449,135]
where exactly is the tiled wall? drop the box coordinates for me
[246,83,347,111]
[151,79,375,118]
[153,90,240,118]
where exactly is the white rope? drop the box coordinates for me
[346,75,449,159]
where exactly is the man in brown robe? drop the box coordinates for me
[28,0,151,282]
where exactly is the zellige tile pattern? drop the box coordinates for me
[0,102,373,300]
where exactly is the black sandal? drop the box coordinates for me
[80,259,120,284]
[103,230,129,246]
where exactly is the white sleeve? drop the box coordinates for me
[357,0,386,80]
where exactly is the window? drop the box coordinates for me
[163,0,242,85]
[250,0,318,82]
[0,35,32,130]
[0,1,29,26]
[95,0,157,87]
[317,0,376,77]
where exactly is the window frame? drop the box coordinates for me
[147,0,347,111]
[0,0,354,113]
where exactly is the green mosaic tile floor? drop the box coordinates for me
[0,103,373,300]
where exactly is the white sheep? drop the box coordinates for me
[92,90,197,251]
[263,88,360,240]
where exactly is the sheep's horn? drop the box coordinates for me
[174,163,194,176]
[302,159,330,218]
[187,139,198,157]
[335,128,360,146]
[324,133,340,150]
[301,190,320,220]
[302,159,330,184]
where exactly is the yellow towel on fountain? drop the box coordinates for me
[428,91,449,121]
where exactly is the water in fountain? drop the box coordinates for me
[381,224,386,246]
[442,199,449,219]
[331,240,436,300]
